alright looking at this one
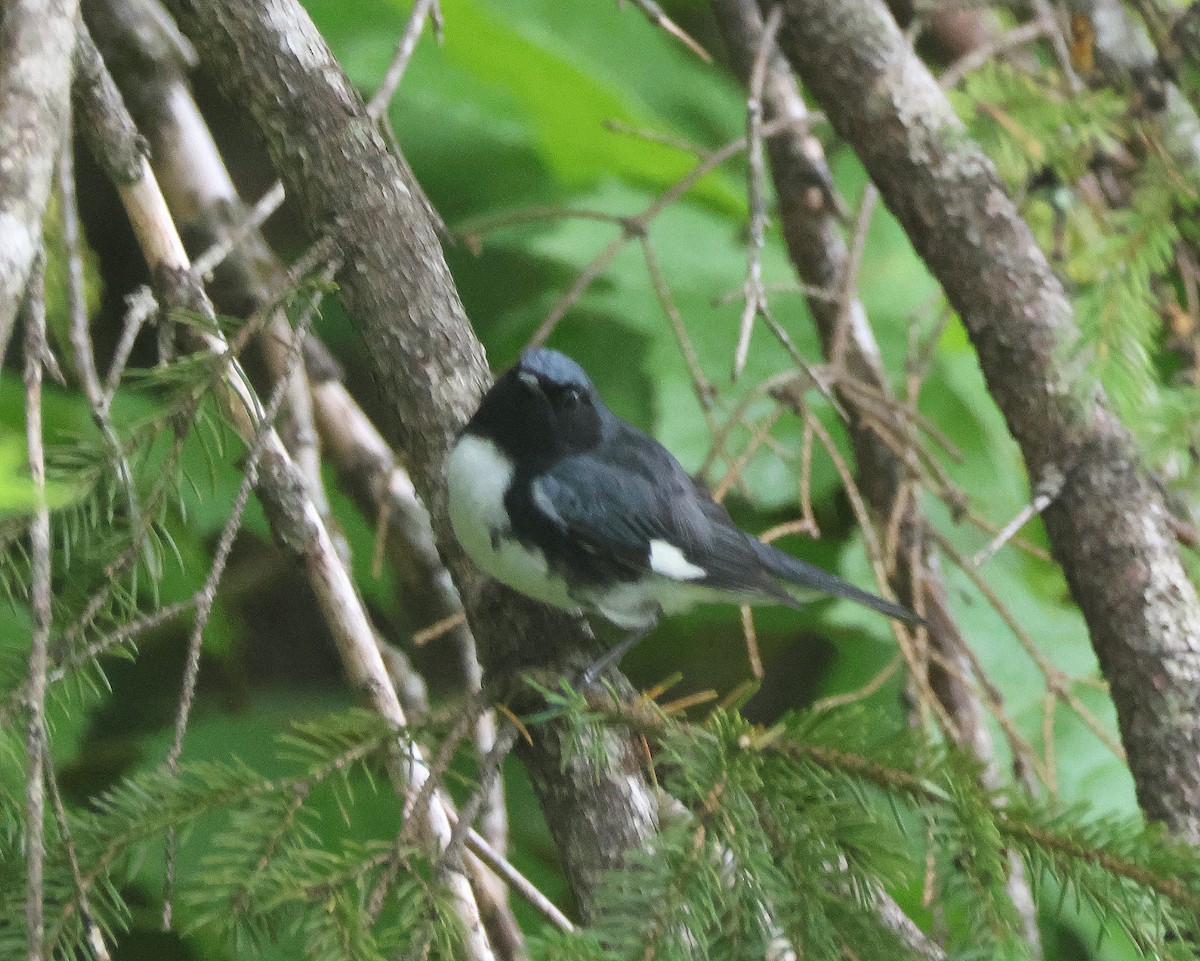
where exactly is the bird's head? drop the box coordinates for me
[464,348,605,464]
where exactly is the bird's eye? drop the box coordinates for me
[560,386,581,408]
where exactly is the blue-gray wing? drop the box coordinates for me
[532,418,917,622]
[534,446,792,602]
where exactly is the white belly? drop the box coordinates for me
[579,577,711,629]
[446,434,579,613]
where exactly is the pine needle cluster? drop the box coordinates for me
[4,690,1200,960]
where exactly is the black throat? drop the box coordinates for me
[465,371,603,472]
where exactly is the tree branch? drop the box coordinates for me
[163,0,664,917]
[23,252,52,961]
[0,0,79,361]
[712,0,1042,949]
[71,25,497,956]
[85,2,521,950]
[773,0,1200,841]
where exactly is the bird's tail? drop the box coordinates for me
[751,539,923,625]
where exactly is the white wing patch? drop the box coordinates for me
[649,539,706,581]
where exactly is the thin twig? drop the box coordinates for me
[640,236,718,422]
[463,827,574,933]
[740,605,763,678]
[527,115,804,347]
[811,653,903,713]
[411,611,469,647]
[697,369,800,481]
[803,408,960,742]
[446,723,520,867]
[529,234,629,347]
[762,305,846,417]
[603,118,708,156]
[798,417,819,536]
[712,406,784,502]
[461,205,624,240]
[60,142,101,400]
[829,184,877,371]
[191,181,286,278]
[921,633,1049,788]
[24,251,51,961]
[713,279,841,306]
[930,529,1126,762]
[366,0,443,119]
[971,467,1063,568]
[43,745,112,961]
[733,5,782,380]
[60,140,143,542]
[939,19,1053,89]
[101,286,155,405]
[622,0,711,61]
[53,599,197,687]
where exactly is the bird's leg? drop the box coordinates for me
[579,612,660,688]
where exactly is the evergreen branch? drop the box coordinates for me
[772,0,1200,842]
[44,720,399,952]
[781,740,943,806]
[298,845,407,903]
[1002,817,1200,915]
[596,698,1200,939]
[782,734,1200,922]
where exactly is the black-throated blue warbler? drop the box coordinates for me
[447,348,919,681]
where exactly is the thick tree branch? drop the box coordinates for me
[712,0,1041,949]
[773,0,1200,840]
[0,0,79,360]
[85,2,521,951]
[163,0,662,916]
[71,25,498,957]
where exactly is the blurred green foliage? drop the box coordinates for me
[4,0,1200,958]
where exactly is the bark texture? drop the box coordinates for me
[774,0,1200,839]
[0,0,80,357]
[163,0,659,914]
[713,0,1041,948]
[86,5,523,950]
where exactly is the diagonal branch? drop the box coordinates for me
[84,2,522,950]
[773,0,1200,841]
[0,0,79,361]
[71,24,498,958]
[164,0,665,919]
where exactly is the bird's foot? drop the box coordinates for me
[578,620,657,688]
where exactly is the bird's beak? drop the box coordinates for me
[518,371,540,392]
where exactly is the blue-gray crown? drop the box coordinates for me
[518,348,592,389]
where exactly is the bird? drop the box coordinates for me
[447,347,920,682]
